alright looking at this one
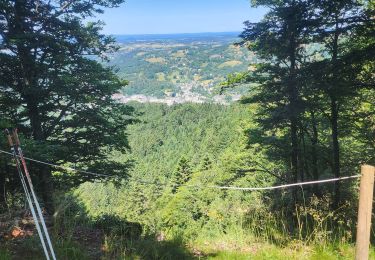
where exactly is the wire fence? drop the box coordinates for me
[0,149,361,192]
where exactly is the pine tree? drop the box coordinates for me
[239,0,313,185]
[305,0,372,206]
[200,155,212,171]
[171,157,192,193]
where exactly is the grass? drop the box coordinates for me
[3,236,374,260]
[2,219,375,260]
[202,243,375,260]
[54,238,89,259]
[0,236,88,260]
[3,193,374,259]
[101,235,195,260]
[0,249,11,260]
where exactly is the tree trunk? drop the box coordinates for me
[40,166,54,214]
[14,0,54,214]
[25,99,55,214]
[300,126,306,182]
[288,19,300,203]
[331,17,341,208]
[310,111,322,197]
[311,111,319,181]
[291,119,299,183]
[331,97,340,207]
[0,158,6,208]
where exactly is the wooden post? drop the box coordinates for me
[356,165,375,260]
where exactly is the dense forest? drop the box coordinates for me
[0,0,374,259]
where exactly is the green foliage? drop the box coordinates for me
[0,1,373,259]
[75,103,272,236]
[0,235,88,259]
[0,0,134,210]
[0,249,11,260]
[51,191,195,259]
[94,214,142,239]
[230,0,374,208]
[170,157,192,193]
[102,234,194,260]
[238,0,319,187]
[72,103,366,258]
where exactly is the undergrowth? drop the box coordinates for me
[48,191,373,259]
[1,190,372,259]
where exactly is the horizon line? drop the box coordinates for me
[109,31,242,36]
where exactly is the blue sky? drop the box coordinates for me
[95,0,267,35]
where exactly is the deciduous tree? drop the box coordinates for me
[0,0,133,213]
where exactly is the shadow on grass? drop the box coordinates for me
[53,194,196,260]
[105,234,196,260]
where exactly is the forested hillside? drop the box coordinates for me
[74,101,371,258]
[78,102,266,227]
[0,0,374,259]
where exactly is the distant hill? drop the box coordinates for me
[108,32,257,104]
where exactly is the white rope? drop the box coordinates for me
[0,149,109,178]
[203,175,361,191]
[0,149,361,191]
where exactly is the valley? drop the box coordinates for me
[0,1,373,259]
[109,32,256,103]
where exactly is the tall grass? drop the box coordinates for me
[0,249,11,260]
[30,192,367,259]
[189,194,362,259]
